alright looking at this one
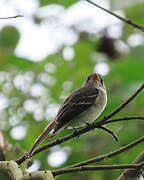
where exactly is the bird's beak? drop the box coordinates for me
[91,73,100,80]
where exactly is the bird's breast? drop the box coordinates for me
[66,88,107,128]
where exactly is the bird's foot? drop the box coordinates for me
[85,122,93,128]
[72,128,79,138]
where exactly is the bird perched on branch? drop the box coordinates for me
[26,73,107,158]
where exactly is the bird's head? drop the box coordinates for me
[84,73,105,89]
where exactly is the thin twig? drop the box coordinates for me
[59,136,144,169]
[0,15,23,20]
[86,0,144,32]
[103,117,144,125]
[52,162,144,177]
[97,125,118,141]
[15,84,144,165]
[117,151,144,180]
[100,84,144,123]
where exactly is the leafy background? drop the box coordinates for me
[0,0,144,180]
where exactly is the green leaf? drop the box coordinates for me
[40,0,78,8]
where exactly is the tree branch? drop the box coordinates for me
[15,84,144,165]
[0,15,23,20]
[86,0,144,32]
[52,161,144,177]
[97,125,118,142]
[104,117,144,125]
[100,84,144,123]
[117,151,144,180]
[58,136,144,169]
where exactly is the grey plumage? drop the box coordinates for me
[53,86,99,133]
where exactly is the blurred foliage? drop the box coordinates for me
[0,1,144,180]
[0,26,20,54]
[40,0,78,8]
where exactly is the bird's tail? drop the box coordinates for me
[26,120,56,158]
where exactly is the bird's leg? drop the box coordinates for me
[85,122,93,128]
[98,125,118,142]
[72,128,79,138]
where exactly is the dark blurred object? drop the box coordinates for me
[33,15,44,24]
[0,26,20,54]
[98,35,122,59]
[79,31,89,40]
[109,78,122,93]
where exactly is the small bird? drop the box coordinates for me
[27,73,107,158]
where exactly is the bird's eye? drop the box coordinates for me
[86,74,92,81]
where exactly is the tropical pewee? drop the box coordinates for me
[27,73,107,158]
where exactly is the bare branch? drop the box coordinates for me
[60,136,144,169]
[15,84,144,165]
[117,151,144,180]
[52,161,144,177]
[100,84,144,124]
[0,15,23,20]
[86,0,144,32]
[97,125,118,142]
[104,117,144,125]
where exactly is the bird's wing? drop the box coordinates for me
[53,86,98,133]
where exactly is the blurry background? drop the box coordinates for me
[0,0,144,179]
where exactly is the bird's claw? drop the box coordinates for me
[85,122,93,128]
[72,128,79,138]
